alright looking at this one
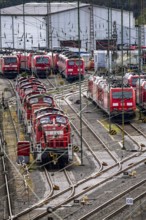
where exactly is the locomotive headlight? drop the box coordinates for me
[127,103,132,106]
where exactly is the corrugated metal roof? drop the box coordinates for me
[1,2,89,15]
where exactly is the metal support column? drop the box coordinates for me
[89,1,94,53]
[78,0,83,165]
[46,0,52,50]
[23,0,26,51]
[121,1,125,150]
[108,1,111,133]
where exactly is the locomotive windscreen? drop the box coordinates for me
[76,60,83,66]
[112,91,133,99]
[68,60,74,66]
[4,57,17,64]
[132,77,139,86]
[56,116,67,124]
[36,57,49,64]
[68,60,82,66]
[40,116,51,124]
[36,109,63,118]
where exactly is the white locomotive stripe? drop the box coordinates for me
[4,65,17,67]
[45,130,63,135]
[113,103,118,106]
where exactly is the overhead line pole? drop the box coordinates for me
[46,0,52,50]
[108,0,111,133]
[138,0,142,120]
[0,8,2,50]
[23,0,25,52]
[121,1,125,150]
[129,0,131,64]
[89,0,94,53]
[78,0,83,165]
[12,16,14,49]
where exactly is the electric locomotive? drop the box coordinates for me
[123,72,146,88]
[0,55,20,78]
[88,75,136,120]
[57,52,85,81]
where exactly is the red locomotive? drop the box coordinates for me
[16,75,73,166]
[31,112,71,165]
[136,78,146,110]
[123,72,146,88]
[0,55,20,78]
[87,75,136,120]
[31,106,64,130]
[31,54,51,78]
[18,82,44,101]
[57,52,85,81]
[17,52,51,78]
[23,93,55,132]
[17,52,29,73]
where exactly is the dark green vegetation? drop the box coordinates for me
[0,0,145,20]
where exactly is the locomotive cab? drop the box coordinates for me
[33,114,72,166]
[24,94,55,133]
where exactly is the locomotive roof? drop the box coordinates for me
[33,54,49,58]
[23,89,46,101]
[93,75,131,88]
[34,107,63,114]
[19,79,41,86]
[59,51,83,59]
[27,93,53,100]
[20,82,42,89]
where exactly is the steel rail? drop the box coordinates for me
[0,130,14,220]
[79,179,146,220]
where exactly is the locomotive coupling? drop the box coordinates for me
[49,152,58,164]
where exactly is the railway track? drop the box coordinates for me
[0,130,14,220]
[12,86,146,220]
[78,177,146,220]
[116,123,146,152]
[44,168,74,198]
[2,76,146,219]
[0,78,20,219]
[59,92,120,167]
[16,154,146,220]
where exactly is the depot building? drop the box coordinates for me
[0,2,136,51]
